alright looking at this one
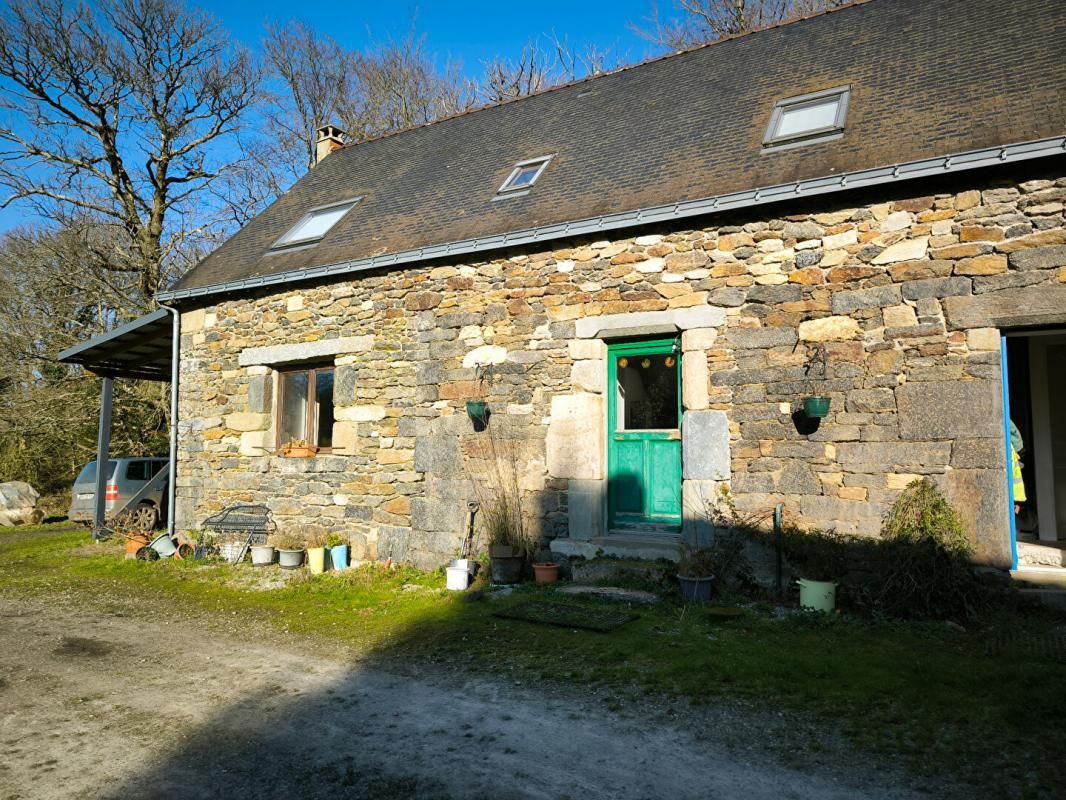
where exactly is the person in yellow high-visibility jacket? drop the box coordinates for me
[1012,443,1027,514]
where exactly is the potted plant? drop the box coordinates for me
[677,543,716,603]
[801,342,831,418]
[273,532,305,570]
[326,532,349,571]
[250,538,275,567]
[280,438,319,458]
[306,530,328,574]
[484,497,525,584]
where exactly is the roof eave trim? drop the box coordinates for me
[158,135,1066,303]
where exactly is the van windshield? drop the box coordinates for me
[75,460,117,485]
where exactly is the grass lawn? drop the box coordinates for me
[3,523,1064,798]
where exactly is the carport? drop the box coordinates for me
[57,308,179,538]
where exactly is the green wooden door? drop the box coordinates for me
[607,338,682,531]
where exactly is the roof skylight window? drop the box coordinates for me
[497,156,552,195]
[272,199,359,248]
[764,86,850,149]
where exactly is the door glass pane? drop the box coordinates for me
[280,371,309,444]
[615,353,679,430]
[315,369,335,449]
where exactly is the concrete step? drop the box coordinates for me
[1011,567,1066,610]
[1017,540,1066,568]
[551,535,681,562]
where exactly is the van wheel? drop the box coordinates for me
[129,503,158,533]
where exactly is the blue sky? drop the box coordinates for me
[0,1,669,234]
[212,0,662,73]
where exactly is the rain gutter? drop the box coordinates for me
[157,135,1066,304]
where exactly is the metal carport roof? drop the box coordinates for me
[57,308,173,382]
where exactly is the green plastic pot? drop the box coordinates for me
[803,396,831,418]
[466,401,488,424]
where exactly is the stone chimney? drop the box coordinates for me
[314,124,346,165]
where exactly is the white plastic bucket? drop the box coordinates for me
[446,566,470,591]
[798,579,836,612]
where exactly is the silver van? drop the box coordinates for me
[68,457,168,531]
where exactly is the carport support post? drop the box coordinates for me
[93,375,113,541]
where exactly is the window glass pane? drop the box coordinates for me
[615,354,679,430]
[315,369,335,449]
[280,371,309,444]
[76,460,117,484]
[775,97,840,139]
[125,461,150,481]
[277,204,353,244]
[509,165,540,187]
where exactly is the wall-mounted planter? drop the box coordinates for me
[465,401,489,431]
[802,396,831,418]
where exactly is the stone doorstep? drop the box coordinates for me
[1017,540,1066,568]
[551,536,681,563]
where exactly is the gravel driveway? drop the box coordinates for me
[0,597,950,799]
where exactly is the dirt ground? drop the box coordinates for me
[0,597,951,800]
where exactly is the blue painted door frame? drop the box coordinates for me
[1001,335,1019,570]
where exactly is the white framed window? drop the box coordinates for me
[272,198,360,249]
[763,86,851,149]
[497,155,552,195]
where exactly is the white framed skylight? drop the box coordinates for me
[497,155,553,195]
[763,86,851,149]
[272,198,360,249]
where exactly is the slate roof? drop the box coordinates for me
[171,0,1066,298]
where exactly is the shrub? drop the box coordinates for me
[862,479,987,620]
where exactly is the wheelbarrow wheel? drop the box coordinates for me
[135,546,159,561]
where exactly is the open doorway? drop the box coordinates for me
[1005,332,1066,569]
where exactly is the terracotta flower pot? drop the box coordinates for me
[125,535,150,557]
[532,562,560,583]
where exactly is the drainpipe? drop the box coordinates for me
[157,302,181,538]
[774,502,785,600]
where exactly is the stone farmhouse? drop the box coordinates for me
[65,0,1066,572]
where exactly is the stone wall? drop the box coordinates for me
[176,162,1066,569]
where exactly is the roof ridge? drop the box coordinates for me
[331,0,876,154]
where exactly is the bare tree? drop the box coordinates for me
[261,19,354,174]
[481,35,620,104]
[262,21,476,184]
[350,29,476,140]
[481,40,558,104]
[635,0,850,50]
[0,0,258,298]
[0,224,167,497]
